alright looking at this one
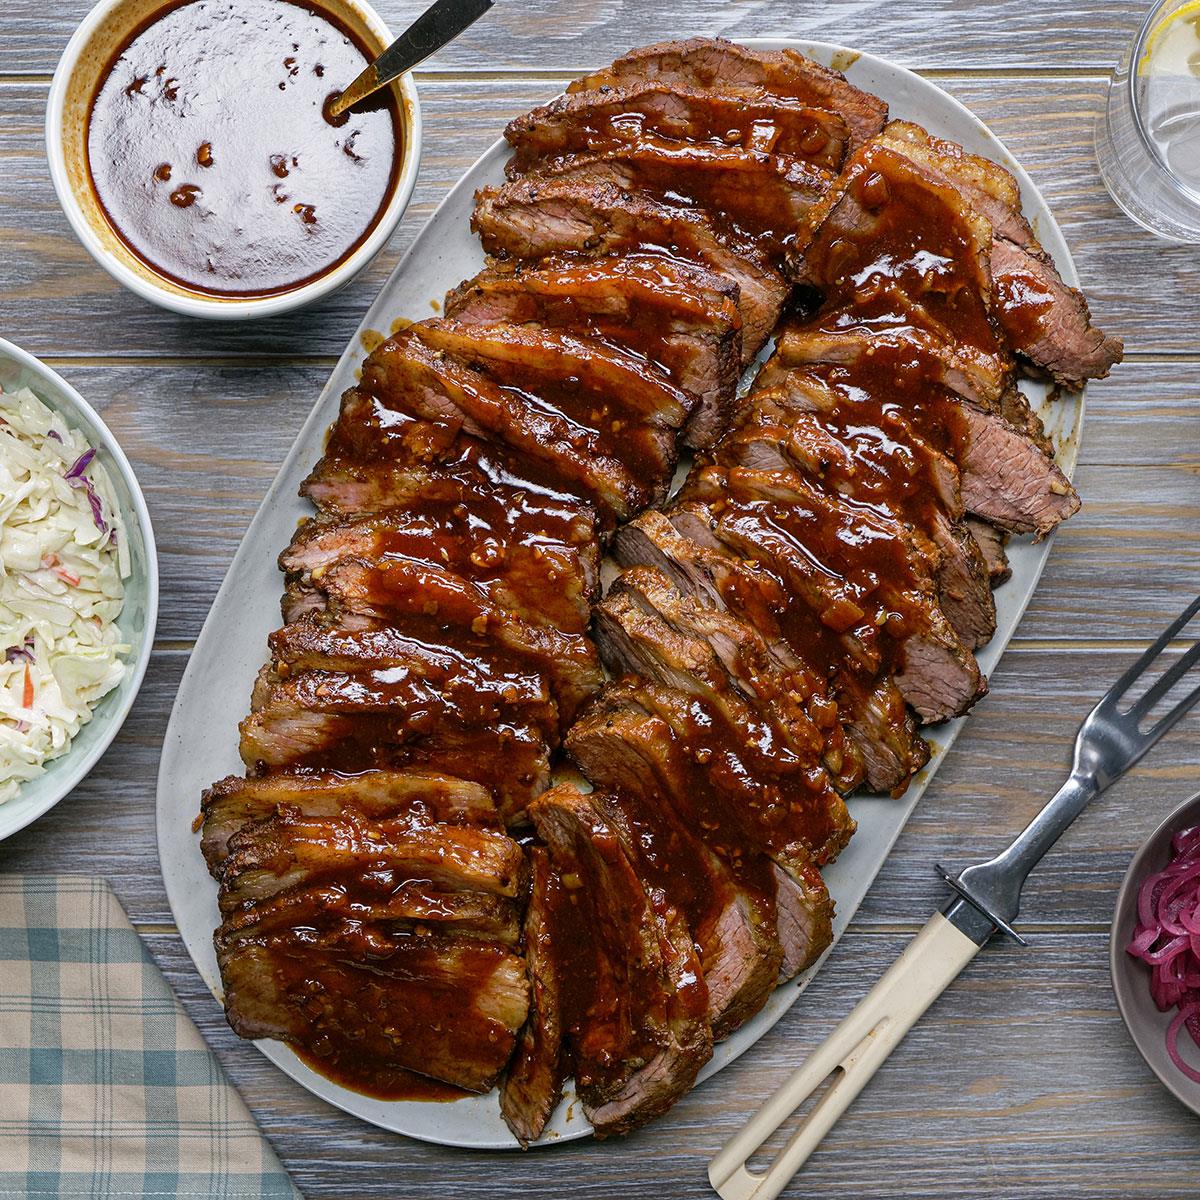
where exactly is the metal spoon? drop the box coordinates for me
[328,0,495,118]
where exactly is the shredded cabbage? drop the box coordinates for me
[0,386,130,803]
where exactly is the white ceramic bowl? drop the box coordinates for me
[0,338,158,840]
[45,0,422,321]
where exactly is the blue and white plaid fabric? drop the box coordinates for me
[0,875,300,1199]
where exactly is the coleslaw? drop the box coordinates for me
[0,385,130,803]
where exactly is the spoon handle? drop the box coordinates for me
[331,0,495,116]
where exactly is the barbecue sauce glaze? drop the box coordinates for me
[261,927,516,1100]
[678,140,1003,790]
[295,1050,468,1102]
[86,0,401,297]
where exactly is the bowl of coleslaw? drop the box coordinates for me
[0,337,156,840]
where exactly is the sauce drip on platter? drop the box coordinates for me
[86,0,401,297]
[294,1049,470,1102]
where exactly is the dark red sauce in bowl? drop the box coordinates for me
[85,0,401,298]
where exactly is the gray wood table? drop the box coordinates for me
[4,2,1200,1196]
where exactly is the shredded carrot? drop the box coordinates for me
[22,665,33,709]
[53,566,81,587]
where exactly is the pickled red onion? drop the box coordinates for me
[1127,823,1200,1082]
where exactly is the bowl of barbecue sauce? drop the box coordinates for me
[47,0,420,318]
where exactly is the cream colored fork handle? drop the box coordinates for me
[708,912,984,1200]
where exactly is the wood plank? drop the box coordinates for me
[2,643,1198,931]
[4,0,1149,75]
[0,75,1181,357]
[3,9,1198,1190]
[142,927,1200,1198]
[7,359,1193,643]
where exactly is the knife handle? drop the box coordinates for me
[708,913,983,1200]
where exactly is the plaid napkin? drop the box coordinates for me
[0,875,300,1199]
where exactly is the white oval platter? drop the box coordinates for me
[157,39,1084,1149]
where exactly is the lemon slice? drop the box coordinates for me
[1138,0,1200,75]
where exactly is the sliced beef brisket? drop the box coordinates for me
[505,83,849,174]
[528,785,712,1137]
[759,330,1079,537]
[282,507,593,634]
[569,38,887,150]
[237,668,552,818]
[203,44,1103,1134]
[268,610,601,731]
[219,925,528,1094]
[219,879,522,948]
[877,120,1122,385]
[563,700,784,1037]
[500,848,568,1146]
[471,178,788,359]
[218,810,525,910]
[443,255,742,448]
[360,327,653,526]
[518,135,832,252]
[199,768,500,872]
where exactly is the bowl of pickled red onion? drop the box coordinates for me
[1111,790,1200,1115]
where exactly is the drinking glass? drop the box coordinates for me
[1095,0,1200,243]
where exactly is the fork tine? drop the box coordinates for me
[1129,636,1200,720]
[1147,676,1200,743]
[1100,594,1200,708]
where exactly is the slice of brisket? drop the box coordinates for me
[773,863,835,977]
[581,600,854,869]
[360,327,652,526]
[471,178,788,359]
[506,83,849,174]
[500,848,568,1146]
[965,517,1011,585]
[301,389,600,568]
[759,331,1079,537]
[282,507,592,634]
[218,924,528,1094]
[217,810,525,910]
[569,38,887,150]
[199,768,500,872]
[878,120,1122,385]
[563,701,782,1038]
[444,255,742,448]
[606,565,831,764]
[566,685,837,985]
[680,461,986,724]
[268,609,600,731]
[219,878,521,947]
[237,668,551,817]
[666,502,929,794]
[528,784,712,1137]
[519,135,832,252]
[714,395,996,649]
[786,140,1015,407]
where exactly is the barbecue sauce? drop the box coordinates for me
[314,390,601,549]
[86,0,401,297]
[294,1050,470,1102]
[991,264,1057,355]
[240,926,521,1100]
[291,502,591,634]
[508,92,844,174]
[799,143,1005,369]
[532,795,672,1104]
